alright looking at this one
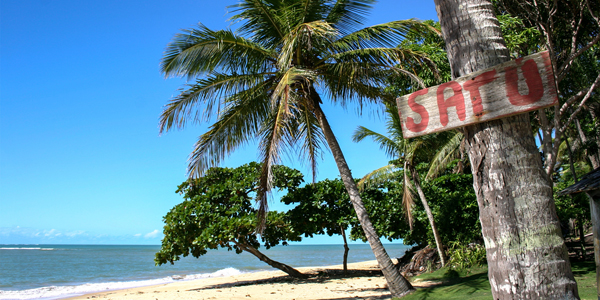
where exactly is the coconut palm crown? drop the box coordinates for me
[159,1,436,296]
[159,0,432,218]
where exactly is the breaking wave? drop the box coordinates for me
[0,268,243,300]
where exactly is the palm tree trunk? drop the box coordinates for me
[312,100,414,297]
[434,0,578,298]
[410,167,446,267]
[235,241,307,279]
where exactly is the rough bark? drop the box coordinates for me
[312,100,414,297]
[433,0,579,298]
[235,242,307,279]
[410,167,446,267]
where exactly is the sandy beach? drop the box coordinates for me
[65,260,429,300]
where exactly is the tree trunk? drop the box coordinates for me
[585,107,600,151]
[577,216,587,260]
[576,118,600,169]
[340,225,349,274]
[410,167,446,267]
[312,100,414,297]
[235,242,307,279]
[566,137,587,260]
[433,0,579,298]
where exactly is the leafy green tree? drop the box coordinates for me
[279,169,480,259]
[493,0,600,176]
[348,179,410,243]
[418,172,481,245]
[350,170,480,248]
[281,178,396,273]
[282,179,355,272]
[158,0,436,296]
[155,162,307,278]
[343,170,480,248]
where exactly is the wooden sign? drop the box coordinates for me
[396,51,558,138]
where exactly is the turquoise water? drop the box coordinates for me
[0,244,409,299]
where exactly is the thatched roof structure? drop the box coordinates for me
[560,167,600,197]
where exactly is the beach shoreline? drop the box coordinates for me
[63,260,404,300]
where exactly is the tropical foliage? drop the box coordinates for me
[386,20,451,96]
[158,0,433,215]
[281,171,481,253]
[155,162,307,278]
[352,100,465,267]
[349,170,480,248]
[282,179,355,239]
[493,0,600,175]
[158,0,436,295]
[282,178,373,272]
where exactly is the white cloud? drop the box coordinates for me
[0,226,162,244]
[144,230,160,239]
[65,230,85,237]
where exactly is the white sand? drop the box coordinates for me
[65,260,429,300]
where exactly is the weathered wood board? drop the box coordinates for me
[396,51,558,138]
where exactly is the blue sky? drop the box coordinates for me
[0,0,438,245]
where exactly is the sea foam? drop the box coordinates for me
[0,248,55,251]
[0,268,243,300]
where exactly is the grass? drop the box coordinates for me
[572,260,597,300]
[395,261,596,299]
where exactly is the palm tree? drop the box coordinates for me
[433,0,578,298]
[158,0,435,297]
[353,102,464,267]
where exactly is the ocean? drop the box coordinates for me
[0,243,410,300]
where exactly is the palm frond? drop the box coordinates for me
[229,0,288,48]
[187,80,274,178]
[296,104,327,183]
[270,67,315,107]
[333,20,434,50]
[357,164,397,190]
[255,94,297,232]
[324,47,429,66]
[318,63,390,106]
[403,161,415,230]
[384,101,405,141]
[159,72,273,133]
[325,0,374,35]
[278,20,337,69]
[320,47,433,89]
[290,0,329,26]
[161,24,274,79]
[425,131,464,179]
[352,126,402,158]
[403,139,423,165]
